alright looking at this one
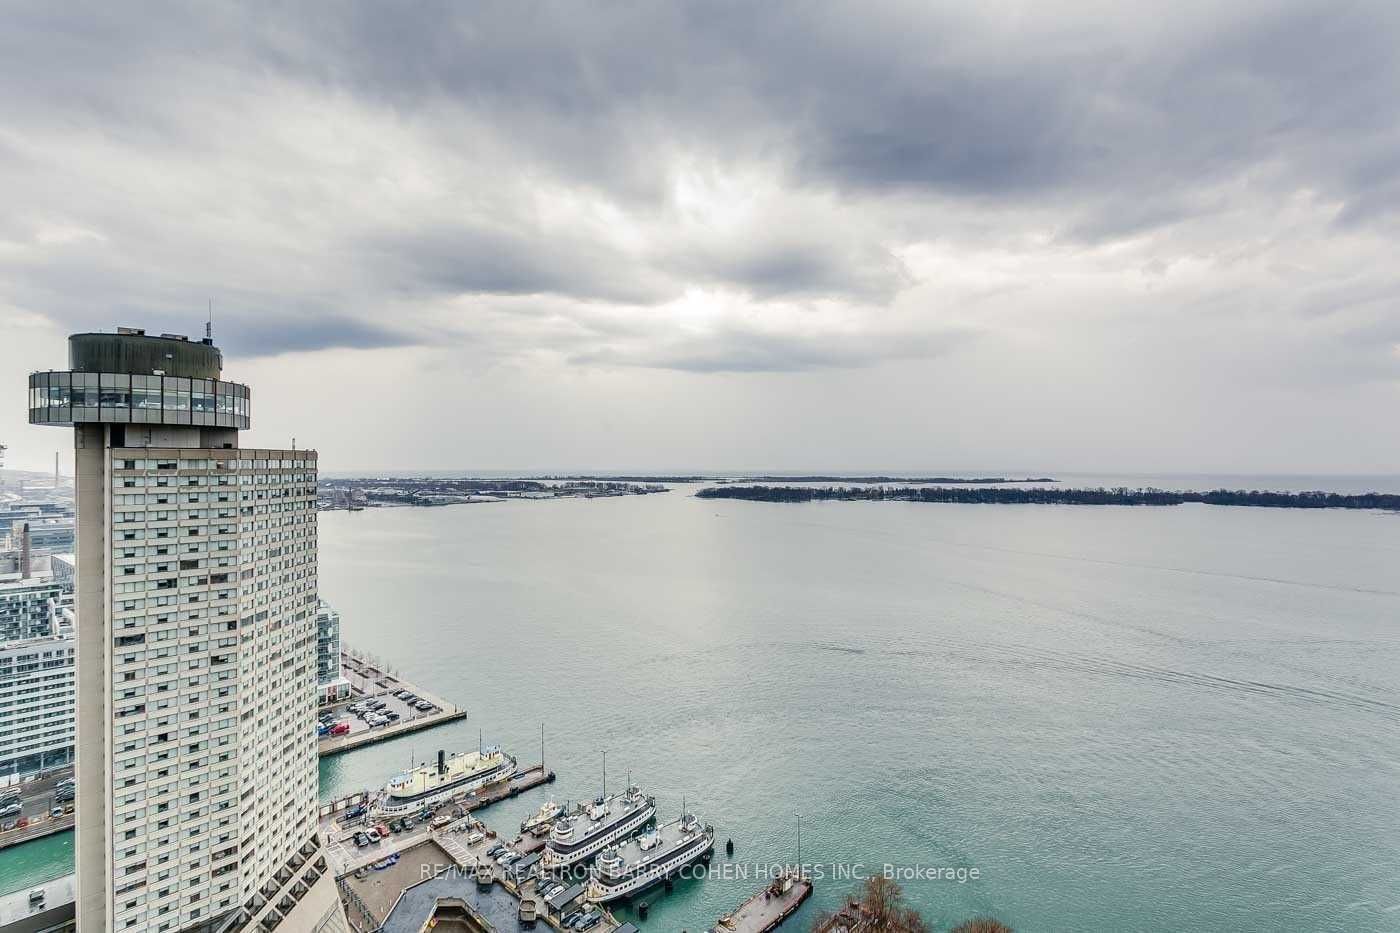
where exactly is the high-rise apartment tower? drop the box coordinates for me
[29,329,346,933]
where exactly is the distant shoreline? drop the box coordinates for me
[696,485,1400,510]
[535,475,1057,484]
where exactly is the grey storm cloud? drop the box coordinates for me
[239,1,1400,216]
[0,0,1398,378]
[568,325,967,374]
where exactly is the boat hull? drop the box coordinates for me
[586,833,714,903]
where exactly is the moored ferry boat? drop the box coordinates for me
[586,814,715,903]
[522,799,566,835]
[377,746,516,814]
[540,784,656,870]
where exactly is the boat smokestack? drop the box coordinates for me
[438,749,445,776]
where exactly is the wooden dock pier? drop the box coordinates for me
[712,872,813,933]
[458,764,556,814]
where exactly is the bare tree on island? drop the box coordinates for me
[810,876,1010,933]
[811,876,929,932]
[950,920,1012,933]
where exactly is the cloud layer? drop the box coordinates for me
[2,1,1398,471]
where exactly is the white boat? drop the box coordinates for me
[540,784,655,870]
[586,814,714,903]
[377,747,516,814]
[522,799,566,835]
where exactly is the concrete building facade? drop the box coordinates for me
[30,329,348,933]
[0,631,75,778]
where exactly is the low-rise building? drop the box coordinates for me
[317,600,353,705]
[9,518,74,554]
[0,575,64,643]
[48,554,75,589]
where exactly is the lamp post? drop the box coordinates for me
[796,812,802,876]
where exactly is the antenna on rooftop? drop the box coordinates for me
[206,299,214,341]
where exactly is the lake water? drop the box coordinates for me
[7,477,1400,931]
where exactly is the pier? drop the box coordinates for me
[322,764,555,876]
[712,872,813,933]
[338,826,626,933]
[317,650,467,757]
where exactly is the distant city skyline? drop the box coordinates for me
[4,3,1400,475]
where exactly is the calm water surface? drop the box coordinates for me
[6,480,1398,931]
[315,485,1400,932]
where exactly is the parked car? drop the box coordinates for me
[330,722,350,736]
[384,711,400,722]
[353,832,370,847]
[0,802,22,818]
[345,804,367,820]
[430,814,452,829]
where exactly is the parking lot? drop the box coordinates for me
[320,688,443,740]
[317,652,466,756]
[326,797,472,874]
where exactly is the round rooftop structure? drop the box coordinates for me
[69,330,223,379]
[29,329,249,429]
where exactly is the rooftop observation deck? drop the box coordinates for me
[28,329,251,429]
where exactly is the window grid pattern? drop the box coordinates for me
[106,449,318,933]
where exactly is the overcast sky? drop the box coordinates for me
[4,1,1399,475]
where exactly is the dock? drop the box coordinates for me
[712,873,813,933]
[317,650,467,757]
[339,827,625,933]
[322,764,555,876]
